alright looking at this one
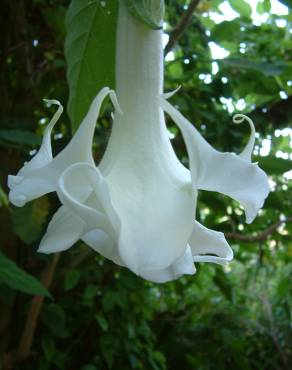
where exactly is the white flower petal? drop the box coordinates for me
[115,181,195,274]
[82,229,124,266]
[160,99,270,223]
[190,221,233,265]
[38,206,84,254]
[19,100,63,176]
[9,176,55,207]
[233,114,255,161]
[8,87,114,206]
[58,159,195,275]
[140,245,196,283]
[8,100,63,206]
[57,163,125,263]
[173,245,196,274]
[163,86,181,99]
[54,87,111,165]
[57,163,116,237]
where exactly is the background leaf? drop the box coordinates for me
[41,304,67,337]
[228,0,252,17]
[0,185,8,207]
[65,0,118,132]
[12,197,50,244]
[211,21,241,42]
[257,156,292,175]
[220,57,288,76]
[0,251,50,297]
[64,269,80,291]
[0,129,41,146]
[279,0,292,9]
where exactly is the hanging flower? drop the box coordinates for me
[8,2,269,283]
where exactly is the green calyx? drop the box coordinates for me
[123,0,165,30]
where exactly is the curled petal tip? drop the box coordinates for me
[233,114,256,161]
[163,86,181,99]
[109,90,123,115]
[43,99,63,109]
[233,113,248,124]
[232,114,255,134]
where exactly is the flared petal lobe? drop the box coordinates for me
[56,162,122,263]
[38,206,84,253]
[138,219,233,282]
[56,158,196,275]
[8,87,118,207]
[190,221,233,265]
[160,98,270,223]
[102,138,195,273]
[8,100,63,206]
[57,163,118,237]
[140,245,196,283]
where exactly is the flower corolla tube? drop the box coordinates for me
[8,3,270,283]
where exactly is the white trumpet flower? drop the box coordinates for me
[8,2,269,282]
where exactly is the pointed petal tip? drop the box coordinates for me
[109,90,123,115]
[37,246,51,254]
[243,169,270,224]
[38,239,66,254]
[163,86,181,99]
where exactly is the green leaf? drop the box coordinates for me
[0,284,16,305]
[0,251,50,297]
[0,129,41,146]
[64,269,80,291]
[228,0,252,17]
[95,314,109,331]
[257,0,271,13]
[279,0,292,9]
[277,277,290,299]
[220,57,287,76]
[42,335,56,362]
[263,0,271,13]
[42,304,67,337]
[124,0,164,30]
[213,269,233,301]
[81,366,97,370]
[12,197,49,244]
[83,284,99,305]
[65,0,118,132]
[257,156,292,175]
[0,185,8,207]
[257,1,265,14]
[102,290,116,311]
[42,5,66,40]
[211,21,241,42]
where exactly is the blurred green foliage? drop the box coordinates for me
[0,0,291,369]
